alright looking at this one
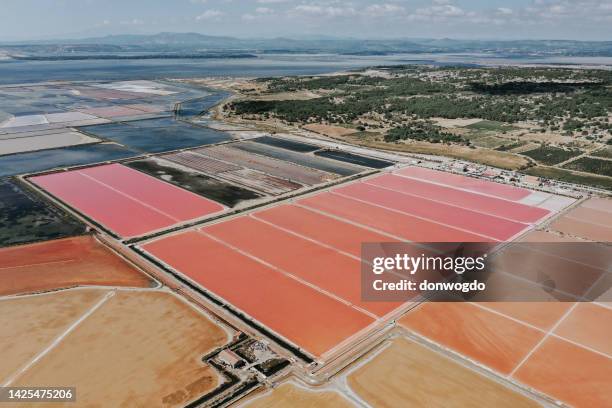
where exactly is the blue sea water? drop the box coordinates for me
[0,54,411,85]
[2,53,610,86]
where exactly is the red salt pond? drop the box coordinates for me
[30,164,223,238]
[365,173,549,224]
[333,182,528,241]
[395,166,531,201]
[297,192,491,243]
[252,204,399,257]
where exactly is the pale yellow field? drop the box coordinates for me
[342,134,530,170]
[242,383,355,408]
[7,290,229,407]
[253,90,321,101]
[347,338,542,408]
[432,117,483,128]
[0,289,105,382]
[303,124,358,137]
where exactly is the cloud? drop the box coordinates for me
[242,6,276,21]
[189,0,612,35]
[496,7,513,15]
[196,9,224,20]
[365,4,406,17]
[256,7,274,14]
[292,4,357,18]
[120,18,144,25]
[512,0,612,24]
[410,4,465,20]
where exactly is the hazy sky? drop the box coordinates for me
[1,0,611,41]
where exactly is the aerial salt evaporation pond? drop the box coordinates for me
[141,166,555,360]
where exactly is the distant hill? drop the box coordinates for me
[1,33,611,57]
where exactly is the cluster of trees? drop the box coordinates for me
[263,72,453,95]
[521,145,583,165]
[469,81,601,95]
[264,75,381,93]
[229,98,370,123]
[564,157,612,177]
[230,66,611,138]
[389,95,526,122]
[385,122,465,144]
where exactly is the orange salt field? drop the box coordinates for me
[4,290,230,407]
[141,166,559,360]
[551,217,612,242]
[399,300,612,407]
[493,243,604,297]
[141,166,560,358]
[395,219,612,408]
[203,216,401,317]
[400,302,545,374]
[142,231,374,358]
[252,204,399,258]
[550,197,612,242]
[554,303,612,356]
[513,336,612,408]
[0,235,153,296]
[520,230,612,270]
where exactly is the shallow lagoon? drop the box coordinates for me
[0,143,138,177]
[81,119,231,153]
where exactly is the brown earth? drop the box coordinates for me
[303,124,358,138]
[9,290,230,407]
[0,289,106,382]
[242,383,355,408]
[348,337,542,408]
[307,130,530,170]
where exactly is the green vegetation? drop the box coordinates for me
[469,81,601,95]
[230,65,612,188]
[525,166,612,191]
[466,120,515,132]
[385,122,465,144]
[563,157,612,177]
[496,140,528,151]
[231,66,611,134]
[592,146,612,159]
[521,146,583,165]
[351,131,381,140]
[264,74,453,95]
[468,135,507,149]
